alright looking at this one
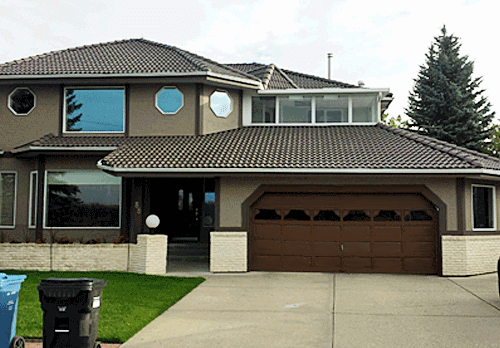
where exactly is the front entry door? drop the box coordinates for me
[150,179,203,242]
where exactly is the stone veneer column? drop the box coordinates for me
[210,231,247,272]
[130,234,168,275]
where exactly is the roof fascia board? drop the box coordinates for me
[96,161,500,176]
[0,71,261,87]
[258,88,390,95]
[11,146,118,154]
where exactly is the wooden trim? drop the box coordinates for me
[214,177,220,230]
[456,178,466,235]
[120,178,130,240]
[129,178,144,243]
[241,184,447,276]
[35,155,45,242]
[195,83,204,135]
[125,84,130,137]
[59,85,64,136]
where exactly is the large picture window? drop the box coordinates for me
[0,172,16,228]
[45,171,121,228]
[472,185,496,230]
[64,88,125,133]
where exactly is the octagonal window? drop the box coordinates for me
[9,87,36,116]
[210,91,232,118]
[156,87,183,114]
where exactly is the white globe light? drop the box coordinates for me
[145,214,160,229]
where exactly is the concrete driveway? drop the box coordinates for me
[120,272,500,348]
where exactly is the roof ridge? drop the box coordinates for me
[0,39,137,67]
[280,67,359,88]
[273,65,299,89]
[376,123,495,168]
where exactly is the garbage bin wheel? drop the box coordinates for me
[9,336,25,348]
[94,343,102,348]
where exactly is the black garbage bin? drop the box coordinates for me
[37,278,107,348]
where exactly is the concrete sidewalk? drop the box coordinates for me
[120,272,500,348]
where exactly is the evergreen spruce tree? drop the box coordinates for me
[406,26,495,153]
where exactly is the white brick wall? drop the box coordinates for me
[129,234,168,275]
[442,235,500,276]
[210,231,247,272]
[0,244,51,271]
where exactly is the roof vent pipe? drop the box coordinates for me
[327,53,333,79]
[358,81,365,87]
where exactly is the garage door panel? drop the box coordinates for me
[404,258,435,274]
[252,240,281,255]
[373,258,403,273]
[404,227,435,242]
[282,241,309,256]
[283,256,312,271]
[343,257,372,273]
[404,242,435,257]
[312,257,342,272]
[311,225,341,241]
[343,241,371,256]
[373,226,402,240]
[311,241,341,256]
[372,242,402,256]
[342,226,371,240]
[251,255,282,271]
[282,225,310,240]
[254,224,281,240]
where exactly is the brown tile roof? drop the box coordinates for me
[0,39,260,84]
[14,126,500,173]
[96,125,500,172]
[227,63,359,90]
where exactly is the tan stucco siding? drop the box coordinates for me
[202,87,241,135]
[128,84,196,136]
[219,175,457,230]
[0,85,60,151]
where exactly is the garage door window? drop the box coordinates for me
[313,210,341,221]
[284,209,311,221]
[344,210,370,221]
[255,209,281,220]
[374,210,402,221]
[405,210,433,221]
[472,185,495,230]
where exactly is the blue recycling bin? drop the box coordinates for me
[0,272,27,348]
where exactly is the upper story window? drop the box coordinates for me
[64,87,125,133]
[210,91,232,118]
[251,94,378,125]
[9,87,36,116]
[472,184,496,230]
[156,87,183,114]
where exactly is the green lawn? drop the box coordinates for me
[1,270,205,343]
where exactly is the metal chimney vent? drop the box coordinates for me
[327,53,333,79]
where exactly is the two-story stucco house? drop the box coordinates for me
[1,39,500,276]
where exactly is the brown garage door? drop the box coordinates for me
[249,193,437,274]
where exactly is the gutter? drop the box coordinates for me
[96,160,500,176]
[258,88,390,95]
[0,71,262,87]
[11,146,119,154]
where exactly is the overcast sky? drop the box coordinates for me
[0,0,496,121]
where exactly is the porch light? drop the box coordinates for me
[146,214,160,234]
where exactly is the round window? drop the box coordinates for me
[156,87,183,114]
[210,91,232,118]
[9,87,36,116]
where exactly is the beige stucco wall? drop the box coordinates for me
[202,86,241,135]
[218,175,457,231]
[0,85,60,151]
[128,84,196,136]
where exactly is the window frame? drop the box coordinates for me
[8,87,36,116]
[43,170,122,229]
[28,171,37,229]
[250,94,380,126]
[63,86,126,134]
[155,86,184,114]
[0,171,17,229]
[471,184,496,231]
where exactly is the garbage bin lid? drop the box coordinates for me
[0,273,27,288]
[38,277,107,292]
